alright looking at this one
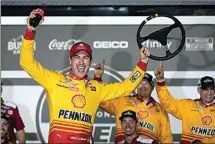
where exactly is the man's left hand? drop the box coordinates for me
[94,59,105,78]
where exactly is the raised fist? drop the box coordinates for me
[94,59,105,79]
[154,61,165,81]
[140,47,150,63]
[27,8,44,30]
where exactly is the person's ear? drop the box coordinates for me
[69,57,72,65]
[197,87,201,94]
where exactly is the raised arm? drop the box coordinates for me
[93,59,105,82]
[154,61,188,119]
[98,47,150,102]
[20,9,61,90]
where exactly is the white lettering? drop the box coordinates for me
[8,42,22,50]
[49,39,81,50]
[100,128,112,142]
[96,111,115,118]
[97,111,103,118]
[142,40,172,49]
[93,41,128,49]
[92,124,115,143]
[7,35,36,54]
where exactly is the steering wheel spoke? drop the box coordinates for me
[171,22,179,29]
[165,49,172,57]
[139,36,148,45]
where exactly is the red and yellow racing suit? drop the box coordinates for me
[20,29,147,143]
[100,96,173,143]
[156,81,215,144]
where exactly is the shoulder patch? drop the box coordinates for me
[130,71,141,83]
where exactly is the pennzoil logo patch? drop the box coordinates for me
[130,71,141,83]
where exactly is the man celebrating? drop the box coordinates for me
[20,8,150,143]
[155,62,215,144]
[99,73,173,143]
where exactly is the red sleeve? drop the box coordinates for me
[13,107,25,131]
[137,60,147,71]
[24,28,35,40]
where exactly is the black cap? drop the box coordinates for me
[198,76,215,90]
[119,110,138,121]
[143,73,154,89]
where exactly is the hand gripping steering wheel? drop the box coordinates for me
[137,14,186,61]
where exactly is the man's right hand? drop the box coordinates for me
[154,61,165,81]
[140,47,150,63]
[94,59,105,79]
[27,9,44,31]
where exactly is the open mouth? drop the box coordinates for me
[125,127,132,131]
[77,66,85,72]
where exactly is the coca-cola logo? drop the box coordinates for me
[48,39,81,50]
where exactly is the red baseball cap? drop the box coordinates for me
[70,42,92,59]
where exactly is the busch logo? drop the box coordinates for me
[48,39,81,50]
[8,35,36,54]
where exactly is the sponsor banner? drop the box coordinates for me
[1,23,215,71]
[186,37,213,51]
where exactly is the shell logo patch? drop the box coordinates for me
[201,115,212,126]
[71,94,86,108]
[137,110,149,119]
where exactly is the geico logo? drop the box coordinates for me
[93,41,128,49]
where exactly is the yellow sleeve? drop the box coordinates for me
[156,82,190,120]
[20,38,61,90]
[159,109,173,143]
[99,98,119,115]
[98,62,147,102]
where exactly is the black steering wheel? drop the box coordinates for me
[137,14,186,61]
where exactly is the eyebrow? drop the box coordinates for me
[73,55,90,58]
